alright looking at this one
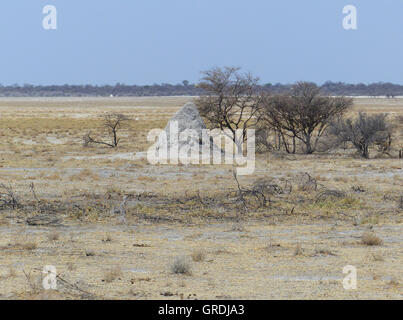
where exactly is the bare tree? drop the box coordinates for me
[0,183,20,209]
[329,113,392,159]
[259,94,299,153]
[84,113,129,148]
[260,82,353,154]
[195,67,263,153]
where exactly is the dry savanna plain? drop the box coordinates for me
[0,97,402,300]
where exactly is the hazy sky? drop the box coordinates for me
[0,0,402,85]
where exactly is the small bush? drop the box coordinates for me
[294,244,304,256]
[103,266,122,283]
[191,251,206,262]
[171,257,192,275]
[387,278,400,288]
[361,233,383,246]
[47,231,60,241]
[20,242,37,251]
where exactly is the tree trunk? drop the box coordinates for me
[304,134,313,154]
[113,129,118,147]
[280,132,291,154]
[362,144,369,159]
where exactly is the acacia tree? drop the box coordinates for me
[260,82,353,154]
[84,113,129,148]
[259,94,299,153]
[195,67,263,153]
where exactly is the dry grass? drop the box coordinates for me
[47,231,60,241]
[387,278,400,288]
[294,244,304,256]
[191,251,206,262]
[70,169,100,181]
[17,241,38,251]
[0,97,401,299]
[314,248,337,256]
[170,256,192,275]
[103,266,123,283]
[361,232,384,246]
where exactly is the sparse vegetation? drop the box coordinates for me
[171,257,192,275]
[361,233,383,246]
[103,266,123,283]
[196,67,262,152]
[260,82,353,154]
[191,251,206,262]
[294,244,304,256]
[19,241,38,251]
[329,113,392,158]
[0,96,401,300]
[0,183,21,209]
[47,231,60,241]
[84,113,130,148]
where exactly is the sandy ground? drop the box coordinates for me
[0,97,401,299]
[0,221,402,300]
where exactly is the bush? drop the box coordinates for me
[361,233,383,246]
[170,256,192,275]
[329,113,392,158]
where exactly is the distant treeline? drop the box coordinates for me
[1,81,403,97]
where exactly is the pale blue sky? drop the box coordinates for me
[0,0,402,85]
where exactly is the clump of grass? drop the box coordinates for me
[294,244,304,256]
[361,232,383,246]
[314,248,337,256]
[137,176,157,182]
[191,251,206,262]
[170,256,192,275]
[103,266,122,283]
[312,196,364,210]
[23,269,42,294]
[20,242,38,251]
[46,173,61,180]
[387,278,400,288]
[214,248,231,255]
[47,231,60,241]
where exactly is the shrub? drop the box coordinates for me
[103,266,122,283]
[191,251,206,262]
[361,233,383,246]
[170,256,192,275]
